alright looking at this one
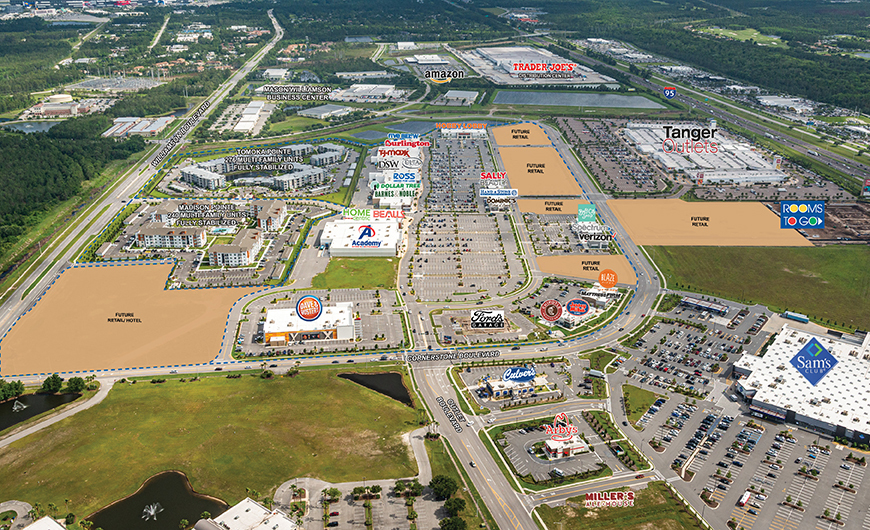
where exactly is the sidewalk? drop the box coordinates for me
[0,379,116,450]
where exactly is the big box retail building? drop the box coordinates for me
[262,302,354,345]
[320,219,401,256]
[734,324,870,444]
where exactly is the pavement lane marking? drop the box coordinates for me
[421,366,527,529]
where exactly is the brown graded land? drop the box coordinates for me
[499,146,583,196]
[607,199,812,246]
[491,123,552,146]
[0,265,256,375]
[518,199,590,215]
[537,255,637,285]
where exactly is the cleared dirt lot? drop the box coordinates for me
[500,146,583,196]
[607,199,812,246]
[517,198,589,214]
[537,255,637,285]
[491,123,552,146]
[0,265,256,375]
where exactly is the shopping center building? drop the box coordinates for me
[320,219,402,257]
[733,324,870,443]
[262,302,355,345]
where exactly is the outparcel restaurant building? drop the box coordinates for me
[733,324,870,444]
[262,302,355,345]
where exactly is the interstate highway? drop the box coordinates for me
[538,37,870,182]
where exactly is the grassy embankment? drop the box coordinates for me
[0,368,419,516]
[646,246,870,330]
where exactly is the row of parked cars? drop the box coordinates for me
[635,397,668,428]
[661,402,698,443]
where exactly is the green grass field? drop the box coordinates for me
[425,439,484,529]
[211,236,235,246]
[535,481,704,530]
[268,116,326,134]
[311,257,398,290]
[0,370,418,516]
[646,246,870,329]
[698,27,786,47]
[583,349,617,372]
[623,385,663,425]
[309,186,349,205]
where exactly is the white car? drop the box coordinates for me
[756,494,767,501]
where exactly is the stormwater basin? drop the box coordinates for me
[338,372,413,406]
[87,471,228,530]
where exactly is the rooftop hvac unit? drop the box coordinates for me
[822,397,831,403]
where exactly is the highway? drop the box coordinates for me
[539,38,870,182]
[0,105,670,529]
[0,10,284,347]
[0,34,772,530]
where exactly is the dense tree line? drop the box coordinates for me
[107,69,230,117]
[0,379,25,401]
[264,0,512,42]
[709,0,870,42]
[0,116,144,256]
[613,26,870,113]
[77,12,165,60]
[0,18,84,97]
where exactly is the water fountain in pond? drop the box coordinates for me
[11,400,26,412]
[142,503,163,521]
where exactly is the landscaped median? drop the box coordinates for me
[581,410,651,472]
[622,384,666,429]
[478,416,612,493]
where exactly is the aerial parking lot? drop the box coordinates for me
[621,299,773,398]
[235,288,407,357]
[407,212,523,302]
[557,117,667,195]
[424,136,492,213]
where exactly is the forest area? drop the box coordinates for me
[472,0,870,113]
[0,18,86,113]
[0,117,144,257]
[107,69,230,117]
